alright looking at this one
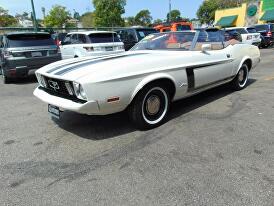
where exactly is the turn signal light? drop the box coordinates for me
[267,32,272,37]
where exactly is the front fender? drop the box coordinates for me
[130,73,176,103]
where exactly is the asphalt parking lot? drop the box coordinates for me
[0,48,274,206]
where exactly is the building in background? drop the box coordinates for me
[18,19,33,28]
[215,0,274,27]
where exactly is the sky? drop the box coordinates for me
[0,0,204,20]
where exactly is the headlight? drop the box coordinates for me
[73,82,87,100]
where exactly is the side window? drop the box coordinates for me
[126,30,136,42]
[195,31,224,51]
[63,35,72,45]
[0,36,3,48]
[224,31,241,47]
[71,34,78,44]
[116,30,125,41]
[78,34,87,44]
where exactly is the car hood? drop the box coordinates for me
[37,50,205,83]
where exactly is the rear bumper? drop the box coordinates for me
[33,87,100,115]
[3,55,61,78]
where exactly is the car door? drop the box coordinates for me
[60,34,72,59]
[190,31,235,91]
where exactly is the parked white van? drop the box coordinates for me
[60,31,125,59]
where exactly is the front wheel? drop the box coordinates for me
[231,64,249,91]
[128,84,170,130]
[1,68,10,84]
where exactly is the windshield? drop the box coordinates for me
[131,32,196,51]
[136,29,157,40]
[7,33,55,47]
[247,28,257,33]
[176,25,192,31]
[255,25,269,32]
[88,33,121,43]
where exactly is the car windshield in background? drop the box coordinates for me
[247,28,257,33]
[88,33,121,43]
[176,25,191,31]
[235,28,248,34]
[255,25,268,31]
[136,29,157,40]
[131,32,195,51]
[7,33,55,47]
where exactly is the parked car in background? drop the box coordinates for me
[154,21,193,32]
[196,28,242,43]
[0,32,61,84]
[34,30,260,130]
[253,23,274,48]
[225,27,261,46]
[52,32,67,46]
[60,31,125,59]
[115,27,157,51]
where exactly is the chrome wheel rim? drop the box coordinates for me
[146,95,161,115]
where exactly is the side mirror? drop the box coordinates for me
[201,44,211,53]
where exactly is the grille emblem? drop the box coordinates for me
[48,80,60,91]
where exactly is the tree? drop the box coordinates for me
[41,7,46,19]
[73,10,81,20]
[134,9,152,26]
[81,12,95,27]
[153,19,163,25]
[167,10,182,22]
[0,7,17,27]
[44,5,71,27]
[196,0,219,24]
[92,0,126,27]
[15,12,30,21]
[125,16,135,26]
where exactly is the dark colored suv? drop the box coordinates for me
[254,24,274,48]
[0,32,61,83]
[115,27,157,51]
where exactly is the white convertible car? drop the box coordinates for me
[34,30,260,129]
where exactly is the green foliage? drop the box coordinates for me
[81,12,95,27]
[0,7,17,27]
[134,9,152,26]
[92,0,126,27]
[197,0,254,24]
[44,5,71,27]
[167,10,182,22]
[196,0,219,24]
[125,16,136,26]
[153,19,163,25]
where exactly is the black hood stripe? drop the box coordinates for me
[54,53,147,76]
[46,54,127,74]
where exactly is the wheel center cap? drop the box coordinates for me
[239,70,244,82]
[146,95,161,115]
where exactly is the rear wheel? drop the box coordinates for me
[231,64,249,90]
[128,84,170,130]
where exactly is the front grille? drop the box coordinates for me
[43,76,71,96]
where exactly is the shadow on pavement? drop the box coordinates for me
[54,79,256,141]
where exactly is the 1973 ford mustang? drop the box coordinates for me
[34,30,260,130]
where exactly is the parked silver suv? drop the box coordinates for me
[0,32,61,84]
